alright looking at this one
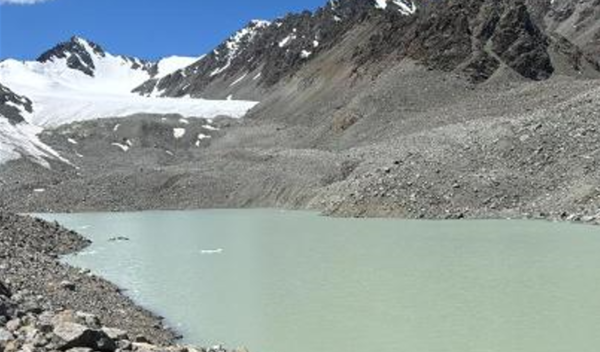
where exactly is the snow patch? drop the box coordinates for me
[279,34,296,48]
[111,142,130,152]
[173,128,186,139]
[229,73,248,87]
[155,56,199,79]
[0,118,69,168]
[300,50,312,59]
[374,0,417,15]
[203,124,219,131]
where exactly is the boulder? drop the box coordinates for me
[0,327,14,344]
[0,281,10,297]
[132,342,189,352]
[52,310,78,325]
[53,322,116,352]
[102,327,128,340]
[75,311,102,329]
[118,339,133,351]
[60,281,77,291]
[5,318,21,332]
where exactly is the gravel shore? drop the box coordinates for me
[0,212,245,352]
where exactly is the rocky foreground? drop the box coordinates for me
[0,212,245,352]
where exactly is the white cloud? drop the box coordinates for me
[0,0,54,4]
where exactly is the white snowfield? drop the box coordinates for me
[0,118,69,167]
[0,38,258,166]
[0,53,257,127]
[155,56,202,79]
[24,91,257,128]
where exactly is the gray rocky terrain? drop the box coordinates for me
[2,69,600,225]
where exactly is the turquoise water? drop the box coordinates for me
[38,209,600,352]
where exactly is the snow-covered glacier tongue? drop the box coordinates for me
[0,36,257,166]
[0,36,257,128]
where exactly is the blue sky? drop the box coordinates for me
[0,0,325,60]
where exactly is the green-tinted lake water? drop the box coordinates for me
[38,209,600,352]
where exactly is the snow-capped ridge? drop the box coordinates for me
[211,19,272,77]
[37,36,109,77]
[374,0,417,15]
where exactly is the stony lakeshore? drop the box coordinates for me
[0,212,245,352]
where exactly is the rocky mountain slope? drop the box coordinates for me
[544,0,600,60]
[133,0,600,101]
[0,83,32,125]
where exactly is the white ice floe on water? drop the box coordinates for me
[200,248,224,255]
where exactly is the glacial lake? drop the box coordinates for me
[38,209,600,352]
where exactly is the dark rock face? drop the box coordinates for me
[490,1,553,80]
[37,36,106,77]
[0,84,33,124]
[133,0,389,97]
[0,281,11,298]
[37,36,153,77]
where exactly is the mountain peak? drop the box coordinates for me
[249,19,272,28]
[37,36,106,77]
